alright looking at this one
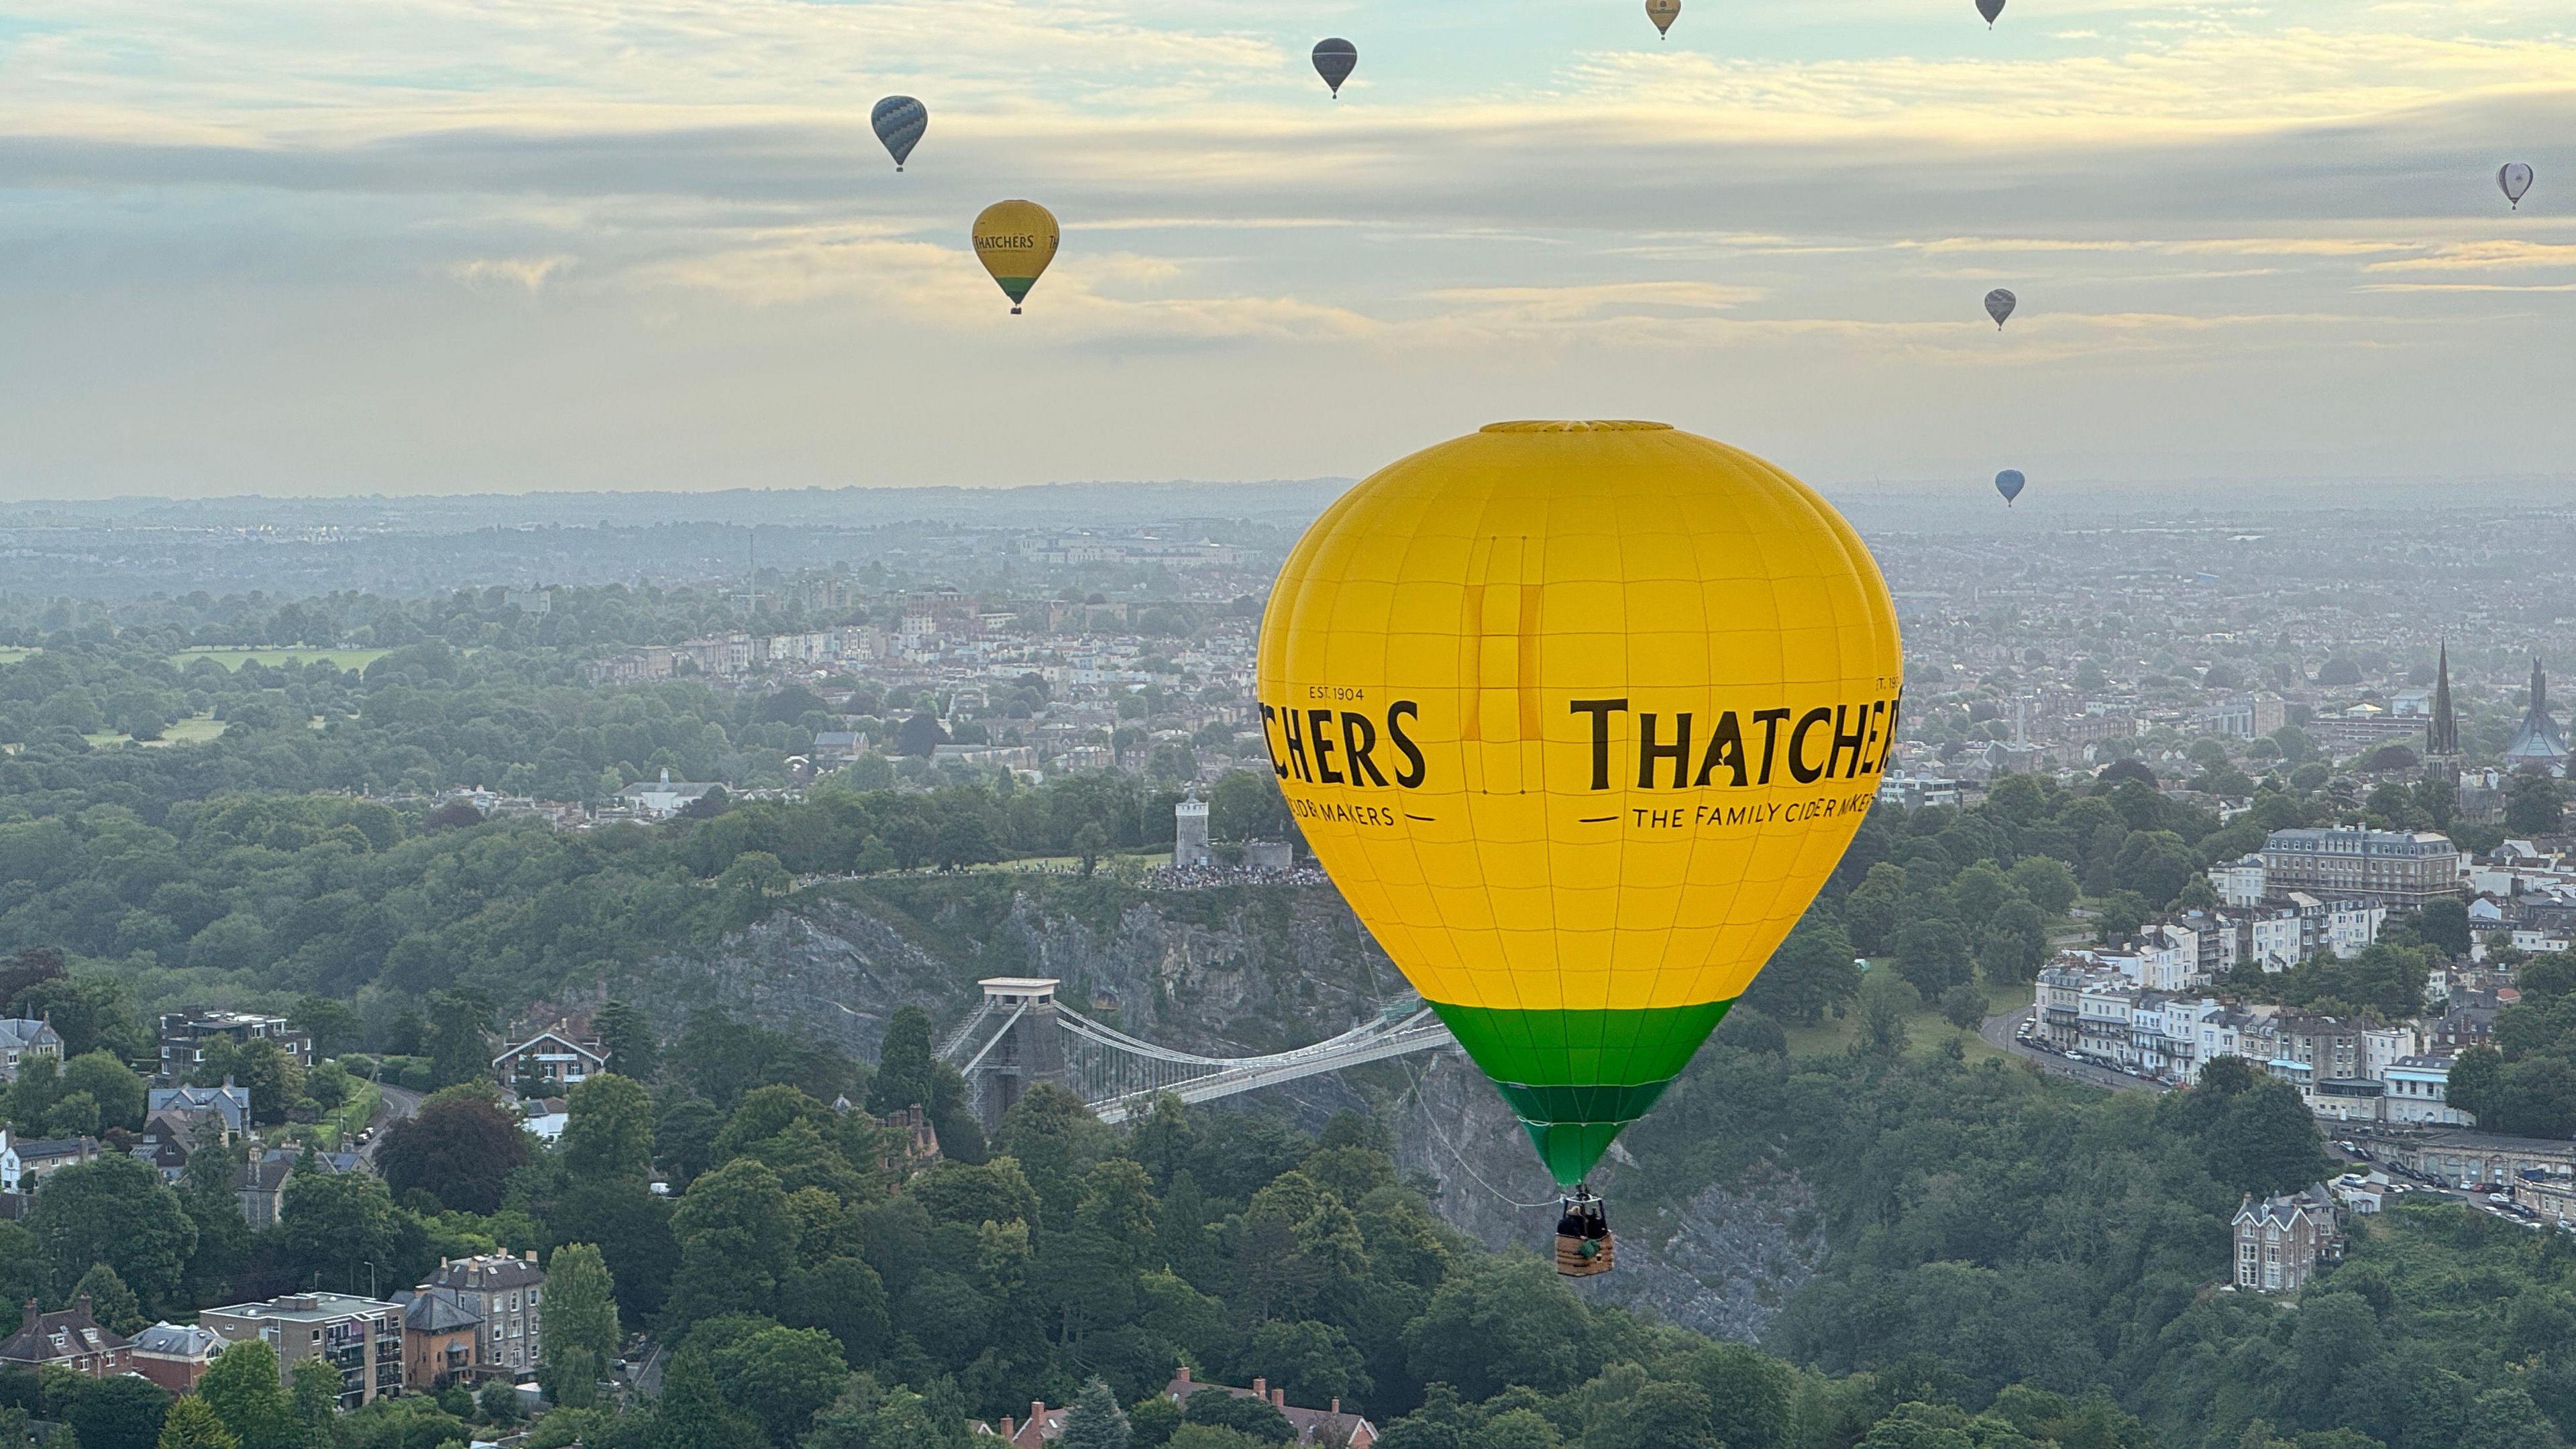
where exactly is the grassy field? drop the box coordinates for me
[1778,967,2033,1065]
[82,714,230,749]
[170,647,392,672]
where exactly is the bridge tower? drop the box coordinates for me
[1174,792,1212,868]
[965,977,1066,1126]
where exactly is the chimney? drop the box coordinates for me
[1000,1417,1015,1441]
[1175,1366,1191,1387]
[1272,1389,1285,1409]
[1331,1399,1342,1415]
[1032,1401,1045,1432]
[1252,1378,1266,1399]
[524,1249,537,1263]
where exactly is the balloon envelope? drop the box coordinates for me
[1313,38,1358,95]
[2500,163,2534,207]
[1647,0,1681,35]
[1995,470,2026,504]
[1985,288,2017,328]
[1976,0,2004,22]
[871,96,928,171]
[972,200,1059,313]
[1256,421,1903,1186]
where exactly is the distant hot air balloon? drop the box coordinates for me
[1313,38,1358,97]
[2500,163,2534,209]
[1647,0,1681,37]
[972,200,1059,315]
[1996,470,2026,506]
[1258,420,1901,1272]
[1985,288,2017,329]
[1976,0,2004,23]
[871,96,928,172]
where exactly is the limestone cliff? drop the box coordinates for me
[614,875,1822,1342]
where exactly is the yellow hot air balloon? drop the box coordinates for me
[1647,0,1681,37]
[1256,422,1901,1258]
[972,200,1059,315]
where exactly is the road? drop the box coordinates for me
[1979,1003,2166,1095]
[358,1083,423,1167]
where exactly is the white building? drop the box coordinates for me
[2215,857,2267,908]
[2385,1056,2474,1126]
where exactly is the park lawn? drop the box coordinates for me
[170,647,394,672]
[78,713,233,749]
[1778,968,2032,1065]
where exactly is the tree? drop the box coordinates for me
[1977,899,2049,984]
[59,1053,146,1133]
[25,1155,196,1313]
[194,1039,303,1127]
[2449,1045,2505,1126]
[2507,773,2567,835]
[1894,920,1972,1000]
[1401,1258,1594,1401]
[2004,856,2078,918]
[866,1007,934,1117]
[199,1339,292,1449]
[2093,890,2149,945]
[667,1160,797,1328]
[1937,983,1986,1032]
[539,1244,620,1411]
[1057,1380,1134,1449]
[72,1263,146,1335]
[278,1167,406,1297]
[2496,1057,2576,1138]
[894,712,948,757]
[285,1363,334,1449]
[376,1087,531,1214]
[1073,823,1109,877]
[596,1000,659,1083]
[156,1398,236,1449]
[69,1376,171,1449]
[423,991,492,1091]
[706,1321,848,1448]
[561,1074,655,1187]
[2416,898,2472,958]
[2204,1081,2333,1197]
[1745,920,1860,1027]
[1854,969,1919,1059]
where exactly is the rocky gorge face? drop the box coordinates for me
[616,875,1823,1343]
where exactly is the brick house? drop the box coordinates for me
[129,1322,229,1392]
[2232,1185,2345,1293]
[1160,1367,1378,1448]
[0,1296,131,1377]
[394,1286,482,1390]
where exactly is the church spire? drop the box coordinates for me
[2428,638,2458,755]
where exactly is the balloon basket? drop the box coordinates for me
[1553,1190,1615,1277]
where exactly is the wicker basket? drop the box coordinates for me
[1554,1232,1615,1277]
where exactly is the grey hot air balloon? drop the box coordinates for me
[1995,470,2026,506]
[1313,38,1358,97]
[1985,288,2017,329]
[871,96,928,172]
[2500,163,2534,209]
[1976,0,2004,23]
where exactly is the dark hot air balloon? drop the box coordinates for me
[1976,0,2004,24]
[1996,470,2026,506]
[2500,163,2534,209]
[871,96,928,172]
[1985,288,2017,329]
[1313,38,1358,97]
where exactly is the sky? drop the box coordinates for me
[0,0,2572,498]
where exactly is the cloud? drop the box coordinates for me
[445,254,578,291]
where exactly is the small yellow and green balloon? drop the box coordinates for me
[973,201,1059,315]
[1256,422,1903,1186]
